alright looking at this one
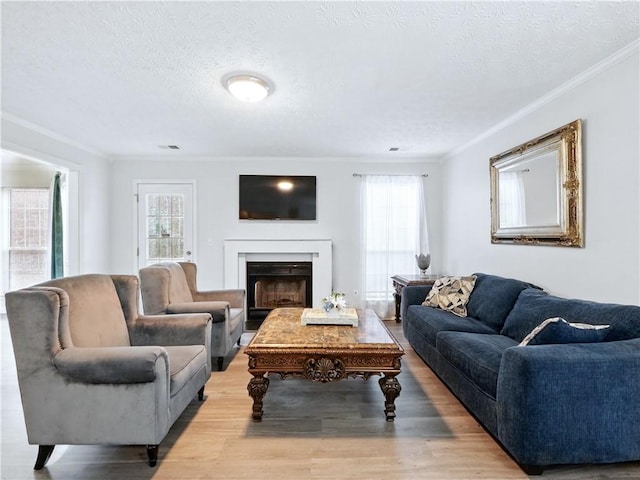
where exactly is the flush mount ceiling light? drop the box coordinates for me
[225,75,270,102]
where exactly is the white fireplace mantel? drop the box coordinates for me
[224,239,332,308]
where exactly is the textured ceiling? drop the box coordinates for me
[1,1,638,159]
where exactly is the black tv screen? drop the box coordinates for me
[239,175,317,220]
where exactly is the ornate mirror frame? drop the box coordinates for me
[490,119,583,247]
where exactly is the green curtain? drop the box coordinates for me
[51,172,64,279]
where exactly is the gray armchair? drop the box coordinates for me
[139,262,245,370]
[5,274,212,469]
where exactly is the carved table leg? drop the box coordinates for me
[393,287,402,323]
[247,374,270,421]
[379,374,402,422]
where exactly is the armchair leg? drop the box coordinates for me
[34,445,55,470]
[146,444,159,467]
[217,356,224,371]
[198,385,205,401]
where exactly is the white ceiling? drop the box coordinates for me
[1,1,638,160]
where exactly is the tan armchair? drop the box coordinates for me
[4,274,212,469]
[139,262,245,370]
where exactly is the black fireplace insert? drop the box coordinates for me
[246,261,313,325]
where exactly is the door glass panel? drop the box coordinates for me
[137,183,194,269]
[146,193,184,263]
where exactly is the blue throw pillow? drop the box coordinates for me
[519,317,610,346]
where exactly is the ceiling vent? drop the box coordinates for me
[159,145,181,150]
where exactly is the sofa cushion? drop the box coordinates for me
[519,317,610,346]
[165,345,208,397]
[501,288,640,342]
[423,275,477,317]
[466,273,540,330]
[405,304,498,348]
[436,332,518,399]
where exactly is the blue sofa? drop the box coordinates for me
[401,273,640,474]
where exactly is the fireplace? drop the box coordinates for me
[224,239,332,311]
[246,261,312,323]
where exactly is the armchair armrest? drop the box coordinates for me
[167,301,229,323]
[130,314,212,348]
[496,338,640,466]
[400,285,432,320]
[192,289,245,308]
[54,346,168,384]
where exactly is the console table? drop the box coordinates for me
[391,274,440,322]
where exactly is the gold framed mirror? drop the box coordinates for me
[490,119,583,247]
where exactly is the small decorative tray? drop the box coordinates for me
[301,308,359,327]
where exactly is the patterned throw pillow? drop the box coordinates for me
[519,317,610,346]
[423,275,477,317]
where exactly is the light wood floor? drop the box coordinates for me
[1,316,639,480]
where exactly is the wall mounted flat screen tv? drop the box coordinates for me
[239,175,317,220]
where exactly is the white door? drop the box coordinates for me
[136,182,195,271]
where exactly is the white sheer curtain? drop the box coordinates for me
[360,175,429,319]
[499,171,526,227]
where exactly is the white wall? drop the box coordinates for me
[1,115,111,274]
[108,158,441,307]
[441,51,639,304]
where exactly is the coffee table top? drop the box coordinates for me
[246,307,403,352]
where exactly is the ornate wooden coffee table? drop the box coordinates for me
[245,307,404,422]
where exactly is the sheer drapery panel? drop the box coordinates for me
[360,175,429,319]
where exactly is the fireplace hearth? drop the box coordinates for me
[246,262,312,325]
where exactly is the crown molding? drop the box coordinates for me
[1,112,109,160]
[1,140,83,170]
[444,39,640,161]
[111,154,442,164]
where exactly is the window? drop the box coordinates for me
[5,188,50,290]
[360,175,429,318]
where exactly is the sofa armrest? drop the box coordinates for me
[400,285,432,320]
[193,289,245,308]
[496,338,640,466]
[54,346,168,384]
[130,314,212,348]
